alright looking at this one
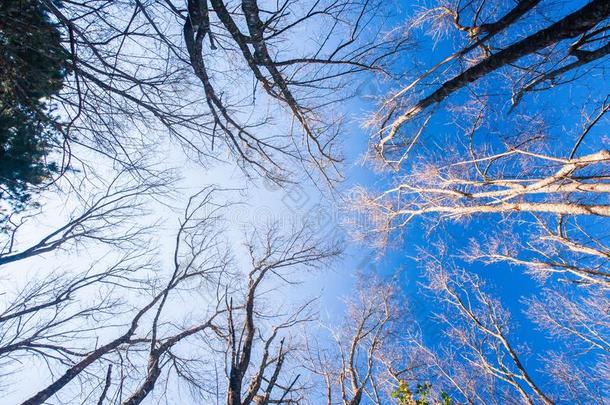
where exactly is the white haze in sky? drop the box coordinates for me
[0,2,396,400]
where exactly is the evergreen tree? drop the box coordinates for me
[0,0,70,209]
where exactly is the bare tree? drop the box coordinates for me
[422,258,554,405]
[524,289,609,403]
[1,187,341,404]
[358,145,610,285]
[357,96,610,289]
[217,221,340,405]
[354,11,610,398]
[121,219,341,405]
[363,83,610,216]
[0,253,148,384]
[17,186,231,405]
[305,276,438,405]
[372,0,610,161]
[0,170,167,267]
[301,258,608,404]
[398,243,610,405]
[527,289,609,354]
[31,0,408,186]
[357,2,610,292]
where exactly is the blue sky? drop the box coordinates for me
[3,1,608,402]
[322,0,610,394]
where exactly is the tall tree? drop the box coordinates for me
[373,0,610,160]
[0,0,70,209]
[3,189,342,404]
[356,1,610,402]
[33,0,407,185]
[356,0,610,318]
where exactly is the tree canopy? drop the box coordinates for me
[0,0,608,404]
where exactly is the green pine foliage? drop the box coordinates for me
[0,0,70,209]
